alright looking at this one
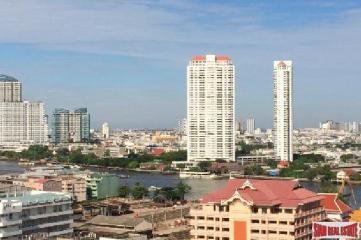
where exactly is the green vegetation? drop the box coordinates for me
[279,155,335,180]
[131,182,148,200]
[340,154,356,162]
[118,185,131,198]
[350,173,361,181]
[293,153,325,163]
[197,161,211,172]
[244,165,266,176]
[0,145,52,160]
[54,148,186,169]
[235,141,273,156]
[1,145,187,170]
[153,181,191,202]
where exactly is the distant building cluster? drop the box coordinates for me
[320,120,361,133]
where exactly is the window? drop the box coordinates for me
[222,218,229,222]
[222,228,229,232]
[251,219,260,223]
[285,209,293,214]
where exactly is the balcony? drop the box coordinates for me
[0,217,22,227]
[0,229,22,238]
[295,207,324,218]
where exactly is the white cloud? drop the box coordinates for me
[1,0,361,127]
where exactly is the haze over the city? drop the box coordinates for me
[0,0,360,129]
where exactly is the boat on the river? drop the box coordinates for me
[18,159,35,167]
[148,186,162,191]
[179,171,220,179]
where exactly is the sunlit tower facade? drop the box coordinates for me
[187,55,235,162]
[273,60,293,162]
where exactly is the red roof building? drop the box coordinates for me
[318,193,352,221]
[190,179,326,240]
[191,55,231,61]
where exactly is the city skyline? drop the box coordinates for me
[0,1,361,128]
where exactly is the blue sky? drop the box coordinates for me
[0,0,361,129]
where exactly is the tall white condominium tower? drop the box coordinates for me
[273,60,293,162]
[187,55,235,162]
[102,122,110,139]
[0,75,48,147]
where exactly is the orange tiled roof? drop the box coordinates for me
[318,193,352,214]
[201,179,323,207]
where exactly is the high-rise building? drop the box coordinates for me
[273,60,293,162]
[0,74,22,102]
[53,108,90,143]
[177,118,187,136]
[246,118,255,134]
[187,55,235,162]
[102,122,110,139]
[0,75,48,147]
[237,116,244,133]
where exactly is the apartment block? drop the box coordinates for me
[189,179,326,240]
[273,61,293,162]
[187,55,235,162]
[0,74,22,102]
[60,176,87,202]
[86,174,120,200]
[0,188,73,239]
[53,108,90,143]
[0,74,48,148]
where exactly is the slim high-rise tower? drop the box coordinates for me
[187,55,235,162]
[273,60,293,162]
[246,118,255,134]
[102,122,110,139]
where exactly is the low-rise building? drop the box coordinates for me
[86,174,120,200]
[0,187,73,239]
[25,177,62,192]
[318,193,352,221]
[60,176,87,202]
[189,179,326,240]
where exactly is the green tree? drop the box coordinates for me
[104,150,111,158]
[304,168,318,180]
[340,154,355,162]
[197,161,211,172]
[350,173,361,181]
[175,181,191,201]
[244,165,265,176]
[22,145,52,160]
[131,182,148,200]
[176,163,186,169]
[119,186,130,198]
[127,161,139,169]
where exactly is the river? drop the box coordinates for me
[1,161,360,209]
